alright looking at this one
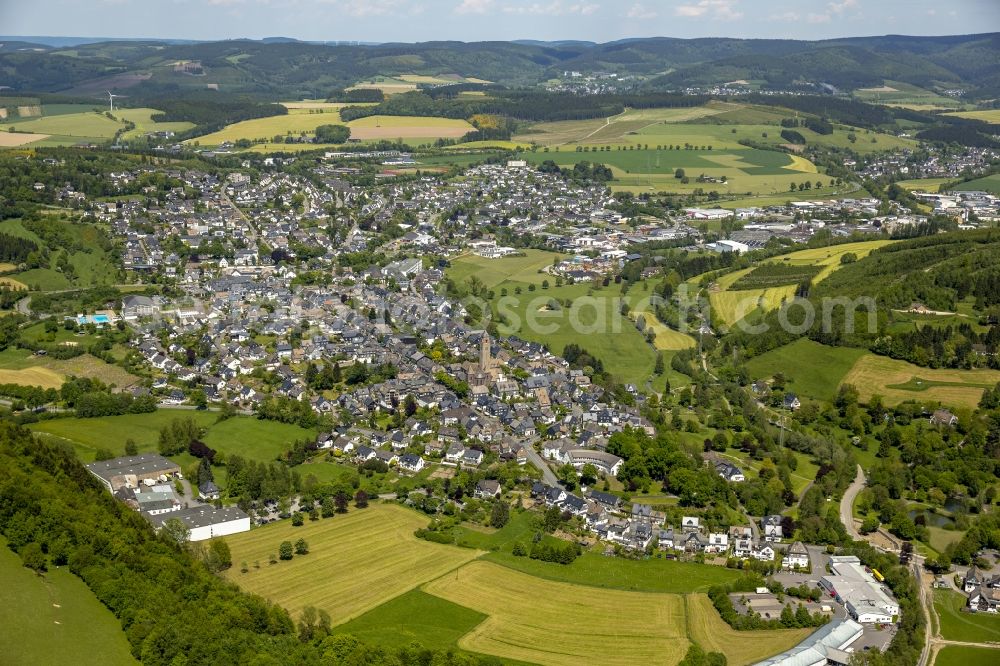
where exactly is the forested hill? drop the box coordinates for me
[0,423,500,666]
[0,32,997,98]
[723,230,1000,369]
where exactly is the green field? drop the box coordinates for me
[447,250,563,290]
[952,174,1000,195]
[745,339,867,402]
[115,107,194,139]
[854,81,964,110]
[896,178,954,193]
[0,110,124,146]
[424,560,808,666]
[934,645,1000,666]
[223,503,481,623]
[942,109,1000,124]
[0,218,121,289]
[29,412,314,468]
[0,538,137,666]
[934,589,1000,643]
[331,589,488,651]
[190,106,350,146]
[484,549,740,594]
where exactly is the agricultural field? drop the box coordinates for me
[708,241,891,326]
[951,174,1000,195]
[483,549,741,594]
[853,81,964,110]
[188,105,350,146]
[933,589,1000,643]
[942,109,1000,124]
[840,354,1000,409]
[0,346,138,391]
[895,178,954,192]
[223,503,481,623]
[745,339,868,402]
[0,538,138,666]
[30,411,313,467]
[346,115,473,142]
[331,589,488,652]
[423,560,690,666]
[0,365,65,389]
[685,593,812,665]
[114,107,194,139]
[933,645,1000,666]
[0,109,124,146]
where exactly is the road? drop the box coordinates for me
[522,442,560,487]
[840,464,866,541]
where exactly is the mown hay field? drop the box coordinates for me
[685,593,812,665]
[423,560,690,666]
[840,354,1000,409]
[223,503,481,624]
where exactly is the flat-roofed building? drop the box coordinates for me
[86,454,182,492]
[149,505,250,542]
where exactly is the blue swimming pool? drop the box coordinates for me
[76,314,112,325]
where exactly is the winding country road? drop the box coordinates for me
[840,464,866,541]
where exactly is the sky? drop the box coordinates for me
[0,0,997,44]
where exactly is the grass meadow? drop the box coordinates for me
[423,560,690,666]
[933,645,1000,666]
[745,339,867,402]
[952,174,1000,195]
[942,109,1000,124]
[223,503,481,624]
[933,589,1000,643]
[0,538,137,666]
[840,355,1000,409]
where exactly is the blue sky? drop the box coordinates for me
[1,0,997,43]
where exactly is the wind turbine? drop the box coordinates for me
[106,90,120,113]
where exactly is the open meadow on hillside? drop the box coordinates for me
[346,115,474,141]
[942,109,1000,124]
[895,178,954,192]
[0,539,137,666]
[223,503,481,623]
[446,250,562,289]
[188,105,349,146]
[952,174,1000,195]
[840,354,1000,409]
[423,560,689,666]
[745,339,867,402]
[0,110,123,146]
[115,107,194,139]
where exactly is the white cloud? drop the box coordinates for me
[674,0,742,21]
[807,12,831,23]
[805,0,860,24]
[501,2,599,16]
[454,0,493,13]
[828,0,858,14]
[769,11,799,22]
[626,3,657,19]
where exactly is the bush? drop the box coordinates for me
[278,541,293,560]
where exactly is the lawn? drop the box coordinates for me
[0,538,137,666]
[745,339,868,402]
[840,355,1000,409]
[483,548,741,594]
[423,560,690,666]
[223,503,481,624]
[331,589,487,651]
[933,589,1000,643]
[934,645,1000,666]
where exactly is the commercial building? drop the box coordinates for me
[752,617,863,666]
[819,556,899,624]
[86,454,182,492]
[149,505,250,542]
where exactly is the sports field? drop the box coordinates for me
[840,354,1000,409]
[223,503,481,623]
[745,339,867,402]
[0,539,137,666]
[424,560,689,666]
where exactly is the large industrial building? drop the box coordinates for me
[86,454,182,492]
[753,617,863,666]
[149,505,250,542]
[820,556,900,624]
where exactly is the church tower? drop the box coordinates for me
[479,333,491,372]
